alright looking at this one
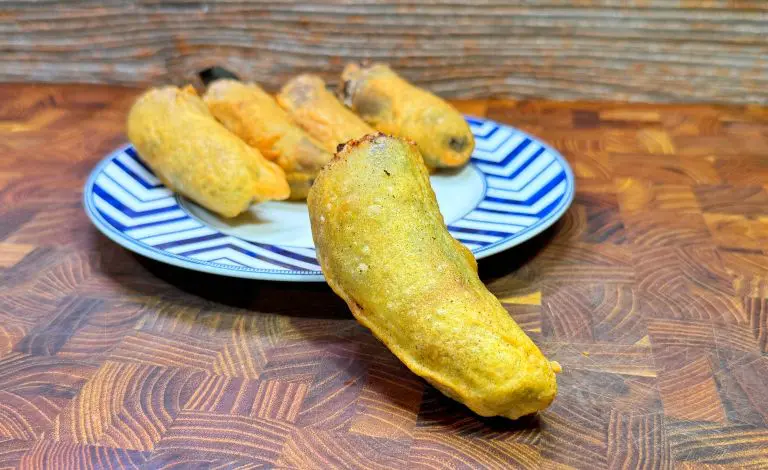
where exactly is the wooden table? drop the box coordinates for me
[1,84,767,469]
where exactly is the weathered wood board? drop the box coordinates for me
[2,1,767,103]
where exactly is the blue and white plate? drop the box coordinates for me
[84,117,575,282]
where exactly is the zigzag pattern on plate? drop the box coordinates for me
[451,118,569,252]
[84,118,573,279]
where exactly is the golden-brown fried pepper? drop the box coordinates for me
[340,64,475,168]
[308,134,558,420]
[126,86,289,218]
[276,74,375,153]
[203,79,333,200]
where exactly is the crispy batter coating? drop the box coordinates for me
[203,80,333,200]
[126,86,289,217]
[340,64,475,169]
[308,134,558,419]
[276,74,375,153]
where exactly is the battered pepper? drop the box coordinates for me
[276,74,375,153]
[126,86,289,217]
[203,79,333,200]
[308,134,558,419]
[339,64,475,168]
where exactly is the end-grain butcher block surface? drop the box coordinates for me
[1,83,767,469]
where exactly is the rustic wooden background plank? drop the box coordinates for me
[2,1,767,104]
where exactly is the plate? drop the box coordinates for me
[84,117,575,281]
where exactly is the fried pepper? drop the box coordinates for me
[339,64,475,168]
[126,86,289,218]
[308,134,558,419]
[276,74,375,153]
[203,79,333,200]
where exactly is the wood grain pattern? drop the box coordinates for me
[2,83,768,468]
[2,2,767,104]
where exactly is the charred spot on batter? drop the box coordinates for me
[340,80,353,100]
[448,136,468,152]
[334,133,386,158]
[354,94,389,119]
[199,66,240,86]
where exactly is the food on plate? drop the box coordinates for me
[276,74,375,153]
[307,133,558,419]
[203,79,333,200]
[126,85,289,218]
[339,64,475,169]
